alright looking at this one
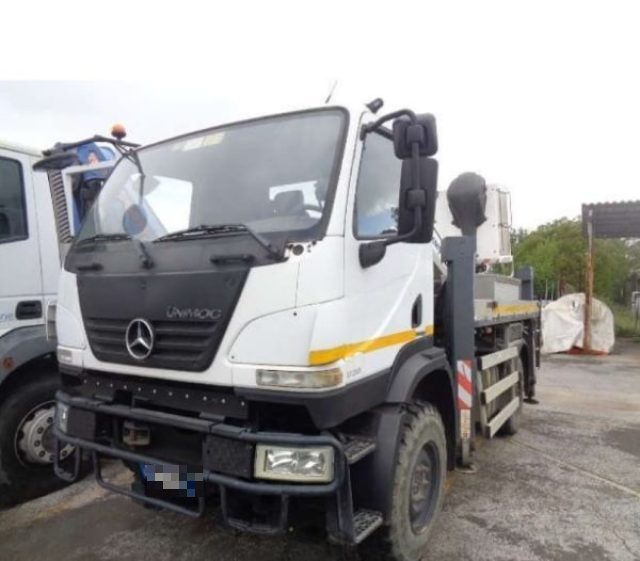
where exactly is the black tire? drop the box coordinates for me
[498,357,524,436]
[364,402,447,561]
[0,373,74,506]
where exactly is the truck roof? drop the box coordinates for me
[0,138,41,157]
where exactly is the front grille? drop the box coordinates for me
[85,317,219,371]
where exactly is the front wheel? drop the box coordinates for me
[365,402,447,561]
[0,374,76,506]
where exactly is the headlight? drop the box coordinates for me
[56,403,70,434]
[254,445,334,482]
[256,367,343,389]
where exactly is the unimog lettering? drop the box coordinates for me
[165,306,222,321]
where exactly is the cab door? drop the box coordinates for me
[341,130,434,381]
[0,149,44,337]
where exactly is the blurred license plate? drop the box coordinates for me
[139,463,204,498]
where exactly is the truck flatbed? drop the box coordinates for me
[474,299,540,327]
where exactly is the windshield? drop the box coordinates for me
[77,109,346,244]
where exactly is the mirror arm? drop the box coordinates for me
[360,207,423,268]
[384,206,423,247]
[360,108,418,140]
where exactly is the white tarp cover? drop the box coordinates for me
[542,293,615,354]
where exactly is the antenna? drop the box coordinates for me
[325,80,338,104]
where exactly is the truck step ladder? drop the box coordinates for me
[476,346,521,438]
[343,436,377,464]
[353,509,384,544]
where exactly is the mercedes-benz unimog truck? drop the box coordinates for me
[0,131,135,505]
[52,101,539,561]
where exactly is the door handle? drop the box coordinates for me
[15,300,43,320]
[411,295,423,328]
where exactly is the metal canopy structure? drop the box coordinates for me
[581,200,640,352]
[582,201,640,239]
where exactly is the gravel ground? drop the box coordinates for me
[1,342,638,561]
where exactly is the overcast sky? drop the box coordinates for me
[2,0,639,230]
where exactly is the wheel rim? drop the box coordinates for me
[14,401,74,466]
[408,441,440,534]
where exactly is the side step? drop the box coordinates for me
[353,509,384,544]
[343,436,377,464]
[479,346,518,370]
[485,397,520,438]
[477,346,522,438]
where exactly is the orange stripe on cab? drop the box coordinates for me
[308,325,435,366]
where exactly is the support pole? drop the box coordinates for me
[584,210,594,353]
[516,266,534,300]
[442,236,476,468]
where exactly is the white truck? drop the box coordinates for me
[51,101,539,560]
[0,132,133,505]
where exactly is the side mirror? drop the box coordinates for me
[358,110,439,268]
[392,113,438,159]
[398,157,438,242]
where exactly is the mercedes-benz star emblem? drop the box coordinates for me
[125,318,155,360]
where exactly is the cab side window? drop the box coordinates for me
[354,132,402,238]
[0,157,27,242]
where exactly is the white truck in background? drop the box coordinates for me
[0,131,134,505]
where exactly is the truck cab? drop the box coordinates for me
[52,103,539,561]
[0,134,128,505]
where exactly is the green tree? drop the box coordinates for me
[627,240,640,271]
[593,239,630,303]
[513,219,585,298]
[512,218,630,303]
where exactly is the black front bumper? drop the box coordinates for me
[54,390,359,542]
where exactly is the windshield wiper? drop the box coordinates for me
[135,239,154,269]
[76,233,154,269]
[154,223,281,260]
[76,233,132,245]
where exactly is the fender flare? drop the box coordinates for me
[386,343,457,470]
[353,344,457,517]
[0,326,55,386]
[385,345,454,404]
